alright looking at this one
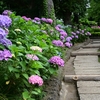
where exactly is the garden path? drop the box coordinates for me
[60,39,100,100]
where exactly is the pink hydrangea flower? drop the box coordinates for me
[28,75,43,86]
[49,56,64,67]
[46,18,53,24]
[22,16,31,21]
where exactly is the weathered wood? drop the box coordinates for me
[64,75,100,81]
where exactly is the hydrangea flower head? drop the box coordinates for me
[52,40,64,47]
[60,36,65,40]
[41,18,47,22]
[55,26,64,32]
[34,17,41,21]
[46,18,53,24]
[49,56,64,67]
[71,32,76,35]
[60,31,67,37]
[66,37,72,42]
[76,31,80,34]
[86,32,91,36]
[26,54,39,61]
[28,75,43,86]
[65,42,72,48]
[0,49,12,61]
[2,10,12,16]
[30,46,42,52]
[0,38,12,46]
[0,15,12,28]
[75,35,78,38]
[22,16,31,21]
[0,28,7,39]
[71,35,74,38]
[32,20,41,24]
[3,49,12,60]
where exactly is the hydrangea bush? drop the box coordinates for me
[0,10,91,100]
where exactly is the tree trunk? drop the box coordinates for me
[63,10,72,25]
[42,0,56,25]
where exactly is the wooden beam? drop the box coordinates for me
[64,75,100,81]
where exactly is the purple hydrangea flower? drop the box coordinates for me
[86,32,91,36]
[55,26,64,32]
[71,35,74,38]
[52,40,64,47]
[2,10,12,16]
[3,49,12,60]
[32,20,41,24]
[76,31,80,34]
[49,56,64,67]
[0,15,12,28]
[71,32,76,35]
[28,75,43,86]
[0,49,12,61]
[22,16,31,21]
[56,24,62,28]
[60,31,67,37]
[75,35,78,38]
[34,17,41,21]
[0,38,12,46]
[41,18,47,22]
[60,36,65,40]
[46,18,53,24]
[66,37,72,42]
[0,50,4,60]
[81,30,84,33]
[0,28,7,39]
[65,42,71,48]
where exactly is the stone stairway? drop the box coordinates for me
[60,39,100,100]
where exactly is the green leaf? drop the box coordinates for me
[31,91,38,95]
[37,54,48,62]
[49,67,56,74]
[22,91,30,99]
[31,61,44,69]
[8,66,14,72]
[15,73,20,79]
[22,73,29,79]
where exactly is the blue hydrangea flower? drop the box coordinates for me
[0,15,12,28]
[0,38,12,46]
[0,49,12,61]
[2,10,12,16]
[0,28,7,39]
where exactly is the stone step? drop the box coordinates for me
[75,55,98,60]
[78,87,100,93]
[74,66,100,70]
[77,81,100,87]
[74,63,100,66]
[71,52,100,56]
[79,94,100,100]
[82,43,100,48]
[75,70,100,75]
[64,75,100,81]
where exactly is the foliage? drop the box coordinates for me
[0,10,91,100]
[53,0,88,24]
[88,0,100,25]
